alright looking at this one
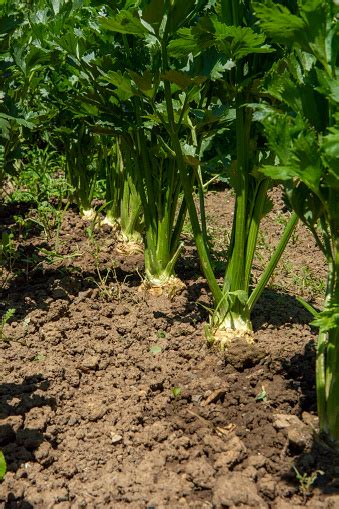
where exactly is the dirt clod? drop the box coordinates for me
[213,472,268,508]
[224,337,266,371]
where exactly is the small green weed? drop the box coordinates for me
[292,266,325,299]
[87,266,122,302]
[0,308,16,341]
[203,322,215,346]
[9,147,71,204]
[13,215,33,240]
[0,232,17,271]
[29,200,70,247]
[33,353,46,362]
[255,386,268,402]
[149,344,162,355]
[171,387,182,399]
[293,465,324,502]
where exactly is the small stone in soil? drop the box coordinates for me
[111,433,123,444]
[79,355,100,372]
[201,387,229,406]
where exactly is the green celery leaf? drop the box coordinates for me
[211,21,272,60]
[100,71,134,100]
[99,10,148,37]
[0,116,10,138]
[322,127,339,160]
[209,58,235,80]
[322,128,339,189]
[260,165,297,181]
[229,290,248,305]
[129,70,156,98]
[262,59,305,112]
[316,69,339,103]
[253,1,308,49]
[161,70,206,90]
[142,0,165,34]
[311,307,339,332]
[254,0,332,70]
[168,28,201,58]
[287,182,324,227]
[299,0,330,69]
[291,131,322,190]
[167,0,202,35]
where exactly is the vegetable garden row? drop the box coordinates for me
[0,0,338,485]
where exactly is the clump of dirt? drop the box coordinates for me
[223,337,266,371]
[1,189,337,509]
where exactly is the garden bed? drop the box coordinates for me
[0,189,338,509]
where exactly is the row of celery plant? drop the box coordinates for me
[5,0,300,322]
[253,0,338,450]
[1,0,142,242]
[34,0,190,288]
[99,0,299,340]
[0,0,181,286]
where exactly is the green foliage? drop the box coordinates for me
[0,308,15,341]
[253,0,334,73]
[293,465,324,501]
[171,386,182,399]
[9,147,71,203]
[149,344,162,354]
[0,451,6,481]
[0,231,16,271]
[255,0,339,448]
[311,307,339,332]
[255,386,268,402]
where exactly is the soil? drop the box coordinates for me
[0,187,338,509]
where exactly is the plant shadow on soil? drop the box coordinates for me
[154,281,315,333]
[0,375,56,509]
[4,496,33,509]
[278,341,339,499]
[0,262,141,323]
[0,201,47,243]
[1,261,316,337]
[252,288,316,330]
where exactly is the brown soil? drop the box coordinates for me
[0,188,338,509]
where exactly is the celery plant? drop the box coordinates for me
[15,0,138,233]
[1,0,100,219]
[100,136,142,245]
[254,0,339,448]
[99,0,298,319]
[130,132,186,286]
[25,0,188,286]
[59,124,99,219]
[156,0,298,341]
[98,3,190,289]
